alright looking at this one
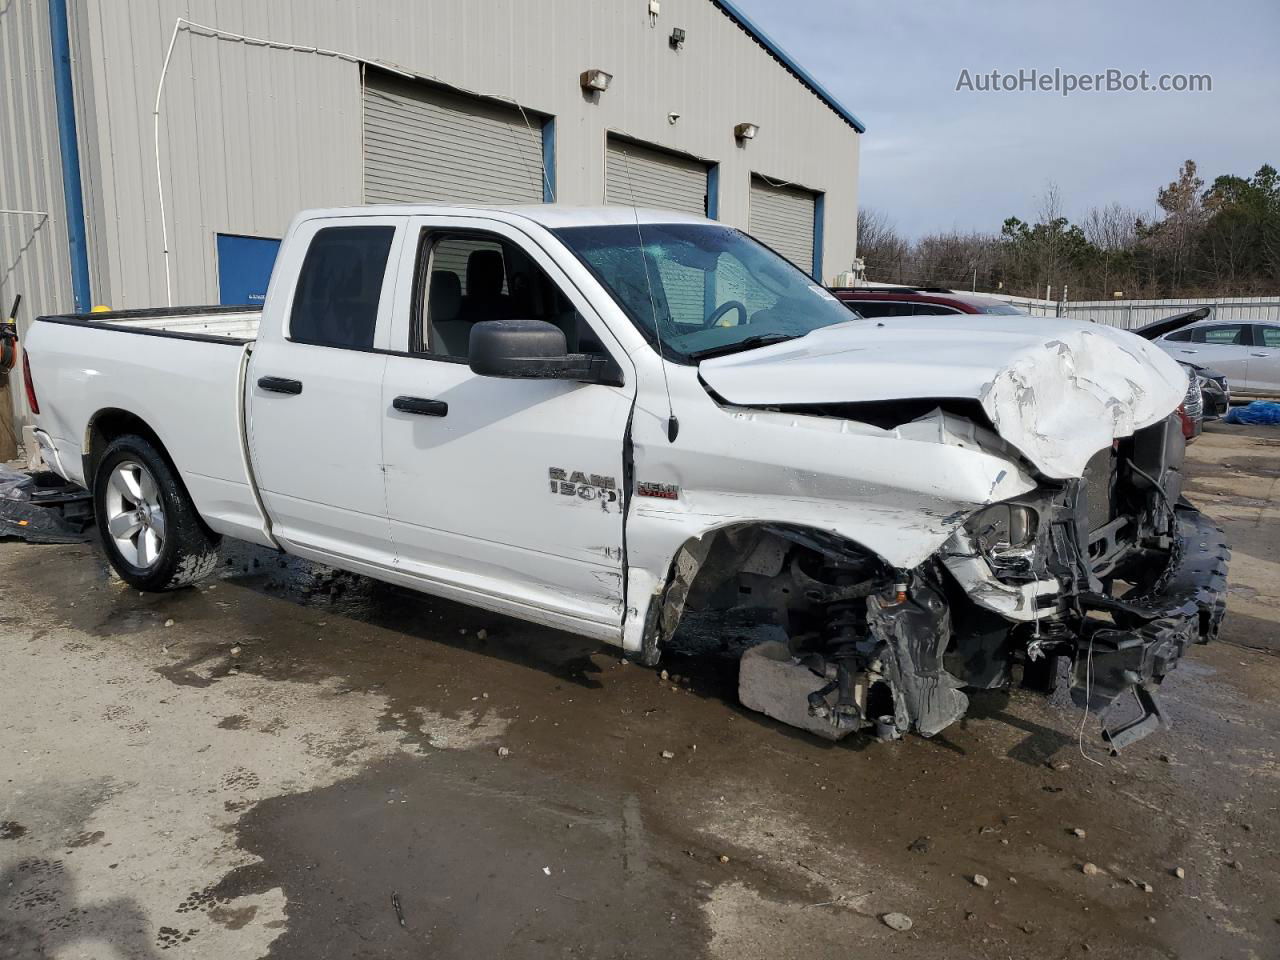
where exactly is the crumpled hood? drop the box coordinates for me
[697,316,1188,479]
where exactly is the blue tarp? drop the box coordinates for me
[1223,401,1280,425]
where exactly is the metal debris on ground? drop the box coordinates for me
[0,465,94,544]
[391,891,406,928]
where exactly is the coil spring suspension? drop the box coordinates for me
[806,598,873,730]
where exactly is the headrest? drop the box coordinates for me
[467,249,505,298]
[429,271,461,322]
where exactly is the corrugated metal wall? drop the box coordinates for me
[57,0,858,310]
[0,0,75,322]
[71,2,363,310]
[1,0,76,429]
[749,176,815,273]
[605,137,708,214]
[363,71,545,205]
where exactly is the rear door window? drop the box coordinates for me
[290,226,395,349]
[1256,325,1280,348]
[1191,324,1248,345]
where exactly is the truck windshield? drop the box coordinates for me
[554,223,855,363]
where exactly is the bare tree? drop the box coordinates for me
[856,207,910,282]
[914,231,999,289]
[1082,202,1140,252]
[1151,160,1207,292]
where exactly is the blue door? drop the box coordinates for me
[216,234,281,306]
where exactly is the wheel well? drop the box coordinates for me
[83,409,171,492]
[643,522,895,662]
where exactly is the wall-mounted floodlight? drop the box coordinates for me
[580,69,613,92]
[734,122,759,141]
[669,27,686,49]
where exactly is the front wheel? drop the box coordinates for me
[94,434,220,590]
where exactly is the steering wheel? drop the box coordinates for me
[705,300,747,328]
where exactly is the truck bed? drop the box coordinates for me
[25,307,272,548]
[43,305,261,343]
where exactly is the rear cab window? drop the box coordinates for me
[289,225,396,348]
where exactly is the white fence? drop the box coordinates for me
[981,293,1280,330]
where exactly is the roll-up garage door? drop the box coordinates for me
[606,138,710,323]
[605,138,708,215]
[363,71,545,204]
[749,177,817,275]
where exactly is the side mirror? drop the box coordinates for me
[468,319,622,386]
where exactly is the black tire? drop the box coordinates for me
[93,434,220,591]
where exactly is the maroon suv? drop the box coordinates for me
[830,286,1027,317]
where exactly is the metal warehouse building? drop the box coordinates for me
[2,0,862,345]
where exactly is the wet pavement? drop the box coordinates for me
[2,421,1278,959]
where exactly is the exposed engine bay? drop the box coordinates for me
[653,411,1229,751]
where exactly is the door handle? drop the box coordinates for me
[393,396,448,417]
[258,376,303,395]
[1250,352,1270,357]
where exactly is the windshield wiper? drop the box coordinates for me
[688,333,799,361]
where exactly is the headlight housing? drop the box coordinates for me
[965,502,1038,554]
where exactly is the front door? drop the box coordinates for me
[248,216,405,564]
[379,217,635,638]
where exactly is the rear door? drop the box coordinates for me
[1248,324,1280,393]
[379,216,635,639]
[247,216,405,564]
[1163,323,1252,385]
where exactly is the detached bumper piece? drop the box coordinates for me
[0,465,94,544]
[1072,504,1229,752]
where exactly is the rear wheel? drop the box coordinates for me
[94,435,220,590]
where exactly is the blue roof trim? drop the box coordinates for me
[710,0,866,133]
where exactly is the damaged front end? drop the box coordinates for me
[937,411,1230,750]
[658,413,1228,750]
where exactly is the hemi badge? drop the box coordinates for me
[637,481,680,500]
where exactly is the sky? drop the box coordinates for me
[730,0,1280,239]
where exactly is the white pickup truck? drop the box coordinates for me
[23,204,1229,748]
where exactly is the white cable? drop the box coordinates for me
[152,18,414,306]
[153,18,553,304]
[1076,635,1105,767]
